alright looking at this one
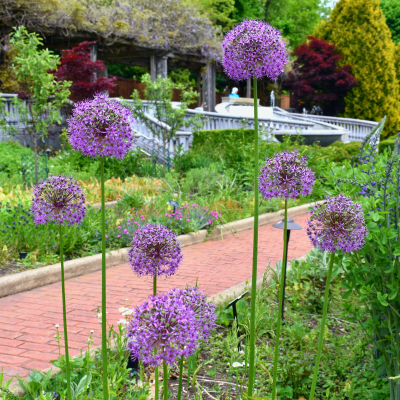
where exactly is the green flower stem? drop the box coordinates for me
[163,362,168,400]
[100,157,109,400]
[177,358,184,400]
[247,76,259,397]
[153,275,159,400]
[59,225,72,400]
[308,251,335,400]
[271,199,288,400]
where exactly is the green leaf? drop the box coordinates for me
[389,291,397,300]
[342,290,353,300]
[377,292,389,307]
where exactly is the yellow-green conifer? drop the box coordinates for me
[314,0,400,138]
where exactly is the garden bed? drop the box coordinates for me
[0,203,312,298]
[4,249,389,400]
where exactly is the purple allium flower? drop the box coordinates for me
[127,293,199,366]
[222,19,288,81]
[306,195,368,253]
[31,175,86,226]
[128,224,182,277]
[167,286,216,341]
[259,150,315,199]
[67,93,135,159]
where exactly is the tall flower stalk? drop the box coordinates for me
[306,195,367,399]
[128,223,183,400]
[67,93,134,399]
[31,175,86,400]
[259,150,314,398]
[221,19,287,396]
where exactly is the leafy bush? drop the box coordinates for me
[378,135,397,153]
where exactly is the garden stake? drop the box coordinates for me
[100,157,109,400]
[272,217,302,321]
[59,225,72,400]
[308,252,335,400]
[247,75,259,398]
[177,358,184,400]
[271,199,288,400]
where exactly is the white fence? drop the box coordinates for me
[0,95,379,160]
[279,110,378,142]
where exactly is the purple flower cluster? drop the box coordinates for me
[259,150,315,200]
[67,93,135,159]
[167,286,216,342]
[31,175,86,226]
[128,223,182,277]
[307,195,367,253]
[222,19,287,81]
[165,204,219,229]
[126,292,199,366]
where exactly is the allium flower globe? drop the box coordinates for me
[307,195,367,253]
[127,293,199,366]
[31,175,86,226]
[167,286,216,341]
[67,92,134,159]
[128,223,182,277]
[259,150,315,200]
[222,19,287,81]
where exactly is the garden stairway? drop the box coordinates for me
[0,213,313,380]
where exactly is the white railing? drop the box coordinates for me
[276,109,378,142]
[0,95,380,159]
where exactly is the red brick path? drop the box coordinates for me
[0,213,312,380]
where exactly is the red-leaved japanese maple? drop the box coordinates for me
[284,36,358,116]
[53,41,117,101]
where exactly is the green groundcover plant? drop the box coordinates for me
[325,117,400,400]
[0,251,391,400]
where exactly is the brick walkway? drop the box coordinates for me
[0,213,313,380]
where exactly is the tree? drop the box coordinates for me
[380,0,400,44]
[264,0,330,48]
[314,0,400,138]
[53,41,117,101]
[196,0,236,31]
[126,73,203,175]
[284,36,358,116]
[0,26,71,183]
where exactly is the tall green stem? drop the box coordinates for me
[59,225,72,400]
[100,157,109,400]
[177,358,184,400]
[163,362,168,400]
[308,252,335,400]
[271,199,288,400]
[153,275,159,400]
[247,76,259,397]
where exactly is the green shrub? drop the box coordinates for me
[378,135,397,153]
[0,140,33,177]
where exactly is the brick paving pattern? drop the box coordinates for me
[0,213,313,380]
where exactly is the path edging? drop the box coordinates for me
[0,202,315,298]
